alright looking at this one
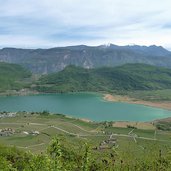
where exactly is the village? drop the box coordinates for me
[0,112,16,118]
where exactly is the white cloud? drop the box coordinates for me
[0,0,171,49]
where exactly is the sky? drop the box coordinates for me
[0,0,171,49]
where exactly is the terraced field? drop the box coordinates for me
[0,112,171,155]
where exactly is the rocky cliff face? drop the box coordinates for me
[0,44,171,74]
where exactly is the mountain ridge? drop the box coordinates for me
[0,44,171,74]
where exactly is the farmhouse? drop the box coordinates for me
[97,134,117,150]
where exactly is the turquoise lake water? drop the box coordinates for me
[0,93,171,121]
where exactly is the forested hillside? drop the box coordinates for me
[36,64,171,93]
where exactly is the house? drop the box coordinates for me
[30,131,40,135]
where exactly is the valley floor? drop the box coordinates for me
[0,112,171,170]
[0,112,170,153]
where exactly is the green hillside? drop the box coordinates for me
[36,64,171,93]
[0,62,31,92]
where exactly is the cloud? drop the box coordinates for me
[0,0,171,49]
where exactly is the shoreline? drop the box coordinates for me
[1,90,171,111]
[0,108,170,131]
[104,94,171,111]
[0,111,162,130]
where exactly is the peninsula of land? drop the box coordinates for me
[104,94,171,111]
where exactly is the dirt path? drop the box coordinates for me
[67,122,99,133]
[52,125,79,136]
[16,143,45,149]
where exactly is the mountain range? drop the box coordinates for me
[0,44,171,74]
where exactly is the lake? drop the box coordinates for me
[0,93,171,121]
